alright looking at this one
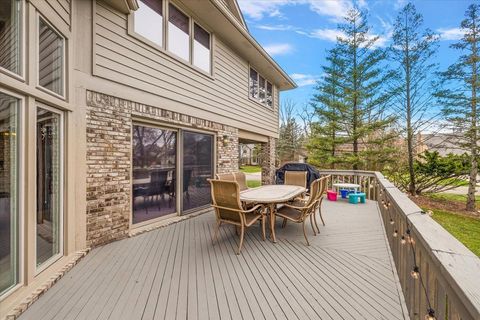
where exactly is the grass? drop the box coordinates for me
[247,180,261,188]
[239,165,262,173]
[427,193,480,203]
[430,209,480,257]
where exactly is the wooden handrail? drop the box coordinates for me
[316,169,480,320]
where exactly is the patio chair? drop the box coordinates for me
[209,179,266,254]
[275,178,321,246]
[311,176,330,234]
[215,173,235,181]
[284,171,307,188]
[233,172,248,191]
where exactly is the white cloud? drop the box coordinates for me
[394,0,408,10]
[290,73,321,87]
[437,27,464,41]
[256,24,297,31]
[237,0,367,22]
[263,43,294,56]
[308,28,346,41]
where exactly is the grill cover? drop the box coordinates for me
[275,162,321,190]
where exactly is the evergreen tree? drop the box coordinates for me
[309,9,396,170]
[390,2,440,195]
[436,4,480,211]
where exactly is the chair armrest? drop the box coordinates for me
[282,201,316,211]
[242,204,264,213]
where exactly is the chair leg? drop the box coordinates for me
[310,214,317,236]
[282,218,287,228]
[313,208,321,234]
[212,221,221,245]
[261,215,266,241]
[237,225,245,255]
[302,221,310,246]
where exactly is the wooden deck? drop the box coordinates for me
[20,200,408,320]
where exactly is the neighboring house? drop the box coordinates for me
[239,143,259,165]
[0,0,295,316]
[416,132,466,156]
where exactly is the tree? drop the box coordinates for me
[277,99,303,163]
[390,2,440,196]
[309,9,397,170]
[436,4,480,211]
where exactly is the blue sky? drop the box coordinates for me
[238,0,473,110]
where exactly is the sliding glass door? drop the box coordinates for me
[36,107,63,268]
[0,92,19,297]
[132,125,177,224]
[182,131,213,212]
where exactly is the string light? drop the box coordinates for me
[393,230,398,237]
[411,266,420,279]
[390,219,395,225]
[400,236,406,245]
[425,308,436,320]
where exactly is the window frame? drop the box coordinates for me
[249,66,274,108]
[166,2,191,63]
[36,14,67,100]
[129,0,213,77]
[0,0,26,81]
[34,102,65,275]
[0,87,25,301]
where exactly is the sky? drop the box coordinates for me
[237,0,474,111]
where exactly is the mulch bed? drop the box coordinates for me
[410,195,480,219]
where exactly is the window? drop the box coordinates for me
[135,0,163,47]
[38,17,64,97]
[132,1,212,74]
[193,23,210,73]
[249,67,273,107]
[36,107,63,268]
[168,4,189,61]
[0,0,23,76]
[0,91,20,297]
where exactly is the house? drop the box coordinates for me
[0,0,296,316]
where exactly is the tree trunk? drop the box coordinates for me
[405,16,416,196]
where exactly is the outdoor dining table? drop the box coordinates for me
[240,185,306,243]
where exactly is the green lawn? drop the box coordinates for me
[239,165,262,173]
[247,180,261,188]
[430,209,480,257]
[428,193,480,203]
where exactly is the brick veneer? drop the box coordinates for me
[260,136,277,184]
[85,91,239,247]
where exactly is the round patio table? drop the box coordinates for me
[240,185,306,243]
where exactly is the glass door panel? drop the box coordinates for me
[36,107,62,267]
[182,131,213,212]
[0,92,19,296]
[132,125,177,224]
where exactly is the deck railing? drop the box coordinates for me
[319,169,480,320]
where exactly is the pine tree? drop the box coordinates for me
[436,4,480,211]
[390,2,440,195]
[317,9,396,170]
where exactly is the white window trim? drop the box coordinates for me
[36,14,67,100]
[0,88,25,301]
[249,65,274,108]
[34,103,64,275]
[0,0,26,81]
[129,0,213,77]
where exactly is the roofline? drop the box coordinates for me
[211,1,297,91]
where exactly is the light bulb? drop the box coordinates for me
[425,309,436,320]
[390,219,394,225]
[401,236,406,245]
[427,210,433,217]
[411,267,419,279]
[393,230,398,237]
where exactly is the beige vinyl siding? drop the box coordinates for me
[45,0,71,28]
[93,1,279,136]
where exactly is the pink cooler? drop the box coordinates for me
[327,190,337,201]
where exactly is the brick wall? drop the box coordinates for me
[261,137,276,185]
[85,91,238,247]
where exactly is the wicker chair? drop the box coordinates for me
[233,172,249,191]
[284,171,307,188]
[215,173,235,181]
[209,179,266,254]
[275,178,321,246]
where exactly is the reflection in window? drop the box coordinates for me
[183,131,213,212]
[0,92,19,297]
[259,76,266,104]
[135,0,163,47]
[266,82,273,107]
[249,68,258,99]
[168,4,189,61]
[193,23,210,73]
[36,108,62,267]
[0,0,22,75]
[38,17,64,96]
[132,125,177,224]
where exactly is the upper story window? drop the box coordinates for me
[135,0,163,47]
[249,67,273,107]
[0,0,23,77]
[132,0,212,75]
[168,4,189,61]
[38,17,65,97]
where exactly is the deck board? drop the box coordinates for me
[20,200,408,320]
